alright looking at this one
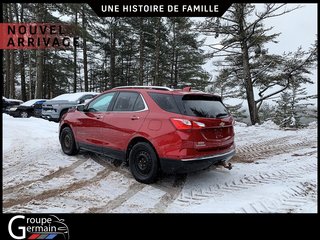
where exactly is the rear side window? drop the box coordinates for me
[149,93,180,114]
[175,95,230,118]
[133,95,145,111]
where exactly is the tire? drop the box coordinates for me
[129,142,159,184]
[60,127,79,155]
[20,111,29,118]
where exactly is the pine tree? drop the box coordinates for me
[273,83,316,128]
[259,102,276,123]
[197,4,317,125]
[273,91,291,127]
[167,17,209,90]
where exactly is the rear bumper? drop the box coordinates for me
[42,109,59,120]
[160,149,236,174]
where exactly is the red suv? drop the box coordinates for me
[59,86,235,183]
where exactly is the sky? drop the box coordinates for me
[199,3,318,97]
[264,4,317,96]
[264,4,317,53]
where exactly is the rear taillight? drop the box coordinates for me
[170,118,205,130]
[170,118,192,130]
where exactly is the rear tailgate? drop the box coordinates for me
[174,94,234,151]
[192,116,234,150]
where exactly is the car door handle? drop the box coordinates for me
[131,116,140,120]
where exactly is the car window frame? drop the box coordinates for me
[111,91,148,113]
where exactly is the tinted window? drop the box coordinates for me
[133,95,145,111]
[87,92,115,112]
[113,92,138,111]
[175,95,229,118]
[149,93,180,114]
[34,101,45,109]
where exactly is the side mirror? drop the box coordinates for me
[78,99,85,104]
[76,104,85,111]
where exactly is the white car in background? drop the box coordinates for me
[42,92,99,122]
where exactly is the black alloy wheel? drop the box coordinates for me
[129,142,159,184]
[60,127,79,155]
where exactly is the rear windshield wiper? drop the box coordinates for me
[215,113,228,118]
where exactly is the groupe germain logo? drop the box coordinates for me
[8,215,69,240]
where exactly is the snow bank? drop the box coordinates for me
[234,121,247,127]
[258,120,280,130]
[308,121,317,129]
[2,113,84,190]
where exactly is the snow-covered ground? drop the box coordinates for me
[2,114,317,213]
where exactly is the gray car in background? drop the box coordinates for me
[42,92,98,122]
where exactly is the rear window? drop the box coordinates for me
[149,93,229,118]
[176,95,229,118]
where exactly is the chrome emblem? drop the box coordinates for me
[219,122,225,127]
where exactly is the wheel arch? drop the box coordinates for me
[59,123,71,136]
[126,136,159,163]
[59,123,79,149]
[59,108,70,119]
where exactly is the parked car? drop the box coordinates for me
[8,99,46,118]
[59,86,235,183]
[42,92,98,122]
[2,97,23,113]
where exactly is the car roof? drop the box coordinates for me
[51,92,99,101]
[108,86,221,98]
[20,99,46,106]
[3,97,23,103]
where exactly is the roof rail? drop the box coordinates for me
[113,86,173,91]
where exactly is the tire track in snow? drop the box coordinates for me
[3,157,89,195]
[152,173,187,213]
[3,167,112,208]
[233,137,315,163]
[89,152,133,178]
[88,183,145,213]
[174,161,317,206]
[235,181,317,213]
[87,172,187,213]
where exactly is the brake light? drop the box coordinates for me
[170,118,205,130]
[170,118,192,129]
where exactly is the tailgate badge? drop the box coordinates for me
[219,122,225,127]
